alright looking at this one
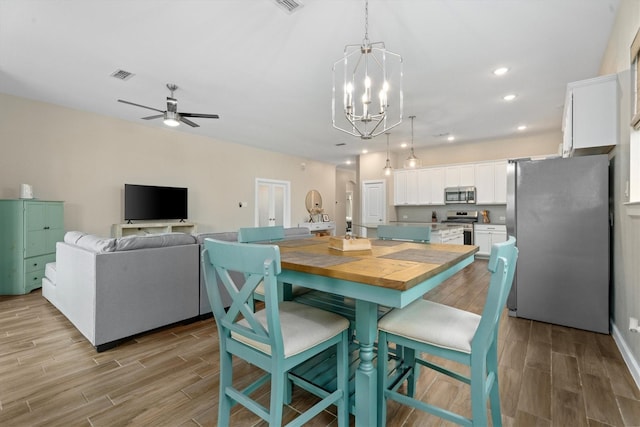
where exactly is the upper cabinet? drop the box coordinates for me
[475,161,507,204]
[394,167,445,206]
[562,74,618,157]
[394,161,507,206]
[394,169,419,205]
[417,167,445,205]
[445,164,475,187]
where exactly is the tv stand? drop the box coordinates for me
[112,222,197,238]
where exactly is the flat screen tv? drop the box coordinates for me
[124,184,188,222]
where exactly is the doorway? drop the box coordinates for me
[255,178,290,227]
[361,179,386,236]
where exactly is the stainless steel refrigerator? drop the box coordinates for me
[506,155,610,334]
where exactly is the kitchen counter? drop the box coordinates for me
[355,222,465,239]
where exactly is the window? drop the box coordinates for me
[631,28,640,129]
[630,27,640,205]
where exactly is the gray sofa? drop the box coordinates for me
[43,227,313,351]
[43,232,200,351]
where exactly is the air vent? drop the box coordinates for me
[274,0,303,13]
[110,69,135,81]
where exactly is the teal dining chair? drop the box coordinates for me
[238,225,309,304]
[377,236,518,426]
[377,224,431,242]
[202,238,350,427]
[238,225,285,243]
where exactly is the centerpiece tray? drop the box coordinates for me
[328,235,372,251]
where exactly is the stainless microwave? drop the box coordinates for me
[444,186,476,204]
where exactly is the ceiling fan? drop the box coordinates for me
[118,83,219,128]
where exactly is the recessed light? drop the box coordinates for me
[493,67,509,76]
[362,149,368,154]
[346,160,352,165]
[503,94,517,101]
[400,142,408,148]
[517,125,527,131]
[447,135,455,142]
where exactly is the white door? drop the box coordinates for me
[255,179,290,227]
[362,180,386,235]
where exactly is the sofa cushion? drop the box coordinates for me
[64,231,117,253]
[115,232,197,251]
[64,231,87,245]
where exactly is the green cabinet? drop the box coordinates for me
[0,200,64,295]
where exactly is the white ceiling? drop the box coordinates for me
[0,0,619,167]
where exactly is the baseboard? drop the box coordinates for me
[611,321,640,390]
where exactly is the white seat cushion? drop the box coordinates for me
[378,299,481,354]
[254,282,309,297]
[44,262,57,283]
[233,301,349,358]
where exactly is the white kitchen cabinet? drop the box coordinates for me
[475,161,507,204]
[417,167,445,205]
[394,170,418,205]
[445,164,475,187]
[431,226,464,244]
[562,74,618,157]
[474,224,507,257]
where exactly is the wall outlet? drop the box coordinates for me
[630,317,639,333]
[499,216,506,221]
[402,215,408,219]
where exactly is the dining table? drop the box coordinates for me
[274,235,479,427]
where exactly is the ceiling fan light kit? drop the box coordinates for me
[118,83,219,128]
[332,0,403,140]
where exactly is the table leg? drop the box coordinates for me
[355,299,379,427]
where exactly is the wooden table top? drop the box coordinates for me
[276,236,478,292]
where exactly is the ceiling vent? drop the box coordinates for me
[110,69,135,81]
[274,0,303,13]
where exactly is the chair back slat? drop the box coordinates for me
[377,225,431,242]
[472,236,518,352]
[238,225,285,243]
[202,239,284,354]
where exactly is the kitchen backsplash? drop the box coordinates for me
[395,204,507,224]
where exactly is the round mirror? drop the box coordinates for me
[305,190,323,213]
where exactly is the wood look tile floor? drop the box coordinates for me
[1,259,639,426]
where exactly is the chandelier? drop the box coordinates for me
[332,0,403,139]
[404,115,421,168]
[383,132,393,176]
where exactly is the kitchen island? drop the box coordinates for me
[356,222,464,244]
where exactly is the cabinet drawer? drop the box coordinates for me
[24,271,45,293]
[24,254,55,273]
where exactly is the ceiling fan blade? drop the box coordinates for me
[180,113,220,119]
[117,99,164,113]
[141,114,164,120]
[179,116,200,127]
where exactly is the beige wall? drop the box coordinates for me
[599,0,640,384]
[0,93,336,236]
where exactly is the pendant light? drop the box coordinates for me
[383,132,393,176]
[404,115,421,168]
[332,0,404,139]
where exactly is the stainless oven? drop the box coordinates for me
[444,186,476,204]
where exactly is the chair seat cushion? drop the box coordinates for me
[254,282,309,297]
[378,299,480,354]
[234,301,349,358]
